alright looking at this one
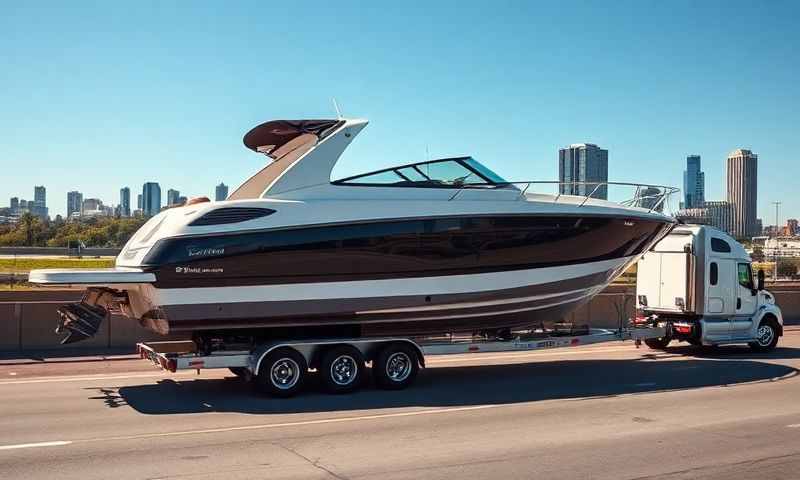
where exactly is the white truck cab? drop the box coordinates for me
[636,224,783,351]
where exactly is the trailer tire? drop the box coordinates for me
[373,343,419,390]
[320,345,365,394]
[749,317,780,352]
[255,347,307,398]
[644,336,672,350]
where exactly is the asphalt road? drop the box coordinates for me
[2,332,800,480]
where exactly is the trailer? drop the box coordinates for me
[137,324,666,397]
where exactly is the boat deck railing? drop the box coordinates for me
[447,181,680,213]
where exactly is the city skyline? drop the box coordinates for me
[4,181,227,220]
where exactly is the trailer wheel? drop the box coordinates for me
[255,347,307,398]
[373,343,419,390]
[320,345,365,394]
[749,318,779,352]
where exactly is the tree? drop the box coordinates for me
[751,246,765,262]
[19,213,36,246]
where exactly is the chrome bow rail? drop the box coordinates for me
[447,181,680,213]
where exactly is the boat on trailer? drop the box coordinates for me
[29,117,677,347]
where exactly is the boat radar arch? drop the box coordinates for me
[228,118,368,200]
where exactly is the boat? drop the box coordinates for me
[29,118,677,345]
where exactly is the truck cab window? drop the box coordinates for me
[711,238,731,253]
[710,262,718,285]
[737,263,753,289]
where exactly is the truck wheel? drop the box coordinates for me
[255,347,307,397]
[749,319,779,352]
[644,336,671,350]
[373,343,419,390]
[320,345,365,394]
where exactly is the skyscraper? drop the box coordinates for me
[32,186,48,219]
[137,194,143,210]
[727,149,758,238]
[119,187,131,217]
[682,155,705,209]
[142,182,161,217]
[167,188,181,206]
[215,182,229,201]
[558,144,608,200]
[67,191,83,218]
[10,197,19,214]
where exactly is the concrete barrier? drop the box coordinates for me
[0,290,169,353]
[0,284,798,355]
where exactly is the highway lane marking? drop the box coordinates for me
[0,371,196,385]
[0,441,73,451]
[0,346,642,385]
[0,404,504,451]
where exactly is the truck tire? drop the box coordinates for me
[255,347,307,398]
[644,336,672,350]
[373,342,419,390]
[749,318,779,352]
[320,345,365,394]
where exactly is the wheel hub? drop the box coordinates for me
[271,358,300,389]
[386,352,412,381]
[757,325,774,346]
[330,355,357,385]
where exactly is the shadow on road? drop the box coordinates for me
[94,353,797,415]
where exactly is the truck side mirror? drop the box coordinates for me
[757,269,765,291]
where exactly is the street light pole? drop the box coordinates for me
[772,201,781,282]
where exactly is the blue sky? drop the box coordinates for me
[1,1,798,221]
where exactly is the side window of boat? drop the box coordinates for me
[346,170,406,184]
[397,167,427,181]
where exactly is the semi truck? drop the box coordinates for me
[636,224,783,351]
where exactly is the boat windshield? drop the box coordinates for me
[335,157,508,188]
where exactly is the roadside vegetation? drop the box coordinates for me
[0,257,115,274]
[0,213,147,248]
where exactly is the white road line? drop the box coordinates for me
[787,424,800,428]
[89,404,504,444]
[0,346,640,385]
[0,441,72,451]
[0,406,503,452]
[0,371,195,386]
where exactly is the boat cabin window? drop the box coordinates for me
[710,237,732,253]
[334,157,508,188]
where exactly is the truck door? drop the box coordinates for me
[703,259,733,341]
[731,262,757,339]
